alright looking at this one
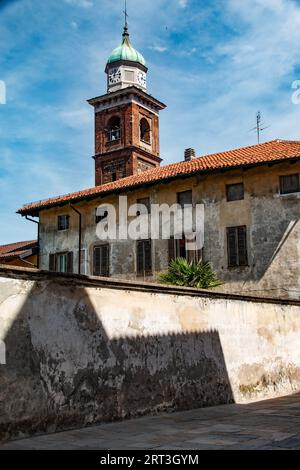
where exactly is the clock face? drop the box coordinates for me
[137,71,147,87]
[108,68,121,85]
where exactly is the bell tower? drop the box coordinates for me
[88,11,166,186]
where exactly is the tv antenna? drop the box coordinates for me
[249,111,270,144]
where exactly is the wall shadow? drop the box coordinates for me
[0,274,233,442]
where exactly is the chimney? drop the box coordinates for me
[184,148,196,161]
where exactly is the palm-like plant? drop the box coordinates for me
[158,258,222,289]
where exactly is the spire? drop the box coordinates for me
[123,0,129,38]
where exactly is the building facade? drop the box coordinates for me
[18,23,300,299]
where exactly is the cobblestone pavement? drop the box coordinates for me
[1,393,300,450]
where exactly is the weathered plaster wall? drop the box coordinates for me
[38,160,300,299]
[0,267,300,442]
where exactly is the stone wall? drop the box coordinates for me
[0,266,300,442]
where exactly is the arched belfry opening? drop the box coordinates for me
[107,116,121,143]
[140,118,151,144]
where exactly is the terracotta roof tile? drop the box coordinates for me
[18,140,300,215]
[0,240,38,260]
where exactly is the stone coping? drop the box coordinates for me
[1,264,299,307]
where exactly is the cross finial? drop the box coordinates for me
[123,0,129,36]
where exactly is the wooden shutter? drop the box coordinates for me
[49,254,56,272]
[137,240,152,276]
[280,174,300,194]
[227,227,238,267]
[93,247,100,276]
[144,240,152,275]
[168,236,175,263]
[101,245,109,277]
[137,240,144,276]
[237,226,248,266]
[227,226,248,267]
[67,252,73,273]
[93,245,109,277]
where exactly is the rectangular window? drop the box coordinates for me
[177,190,192,208]
[95,207,108,224]
[226,183,244,201]
[93,245,109,277]
[227,226,248,267]
[280,174,300,195]
[136,197,150,215]
[137,239,152,276]
[168,236,202,263]
[58,215,69,231]
[49,252,73,273]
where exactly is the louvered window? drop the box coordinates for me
[280,174,300,195]
[227,226,248,267]
[93,245,109,277]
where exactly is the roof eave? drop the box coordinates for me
[17,155,300,217]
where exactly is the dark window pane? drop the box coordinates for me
[67,252,73,273]
[168,236,175,263]
[280,174,300,194]
[49,254,56,272]
[140,118,151,144]
[58,215,69,231]
[137,240,152,276]
[177,190,192,208]
[95,208,108,224]
[226,183,244,201]
[136,197,150,215]
[107,116,121,142]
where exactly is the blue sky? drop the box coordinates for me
[0,0,300,244]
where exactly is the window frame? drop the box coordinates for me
[279,173,300,195]
[49,252,73,273]
[226,225,248,268]
[226,182,244,202]
[93,244,110,277]
[57,214,70,231]
[136,197,150,216]
[95,207,108,224]
[136,239,152,277]
[177,190,193,209]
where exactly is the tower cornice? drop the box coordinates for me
[87,86,166,113]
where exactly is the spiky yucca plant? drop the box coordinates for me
[158,258,222,289]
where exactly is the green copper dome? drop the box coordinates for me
[107,26,146,67]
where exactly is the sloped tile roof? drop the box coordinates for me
[0,240,37,260]
[18,140,300,216]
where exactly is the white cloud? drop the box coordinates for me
[71,21,78,29]
[150,45,168,53]
[178,0,188,8]
[64,0,93,8]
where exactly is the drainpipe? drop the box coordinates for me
[69,205,82,275]
[25,215,40,269]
